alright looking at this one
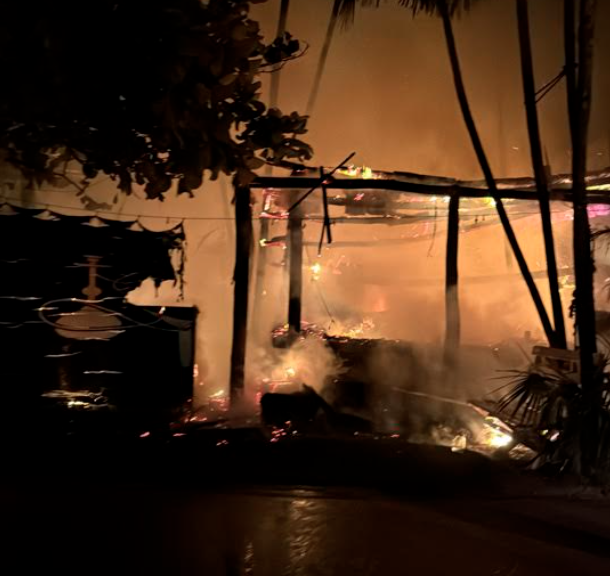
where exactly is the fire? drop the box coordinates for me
[285,366,297,378]
[481,417,514,449]
[487,428,513,448]
[310,262,322,281]
[337,165,379,180]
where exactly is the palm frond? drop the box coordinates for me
[333,0,383,27]
[498,357,610,481]
[592,227,610,242]
[334,0,482,28]
[398,0,483,18]
[497,370,556,426]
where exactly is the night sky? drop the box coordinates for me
[254,0,610,178]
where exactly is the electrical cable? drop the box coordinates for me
[37,298,192,333]
[304,244,335,329]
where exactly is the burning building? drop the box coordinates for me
[241,162,610,451]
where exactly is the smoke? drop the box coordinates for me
[97,0,610,416]
[247,335,345,397]
[255,0,610,178]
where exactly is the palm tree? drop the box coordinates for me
[566,0,598,393]
[516,0,566,349]
[334,0,557,347]
[307,1,343,115]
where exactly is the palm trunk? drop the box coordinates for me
[306,1,340,115]
[269,0,290,110]
[444,193,460,366]
[564,0,577,143]
[439,0,556,347]
[230,186,253,405]
[569,0,597,387]
[517,0,566,349]
[252,0,291,344]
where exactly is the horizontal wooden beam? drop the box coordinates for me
[252,176,610,204]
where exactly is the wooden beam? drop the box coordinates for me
[252,176,610,203]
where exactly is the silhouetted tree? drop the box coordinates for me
[516,0,566,349]
[0,0,312,403]
[0,0,311,195]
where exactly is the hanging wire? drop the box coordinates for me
[37,298,193,333]
[535,67,567,103]
[304,244,335,330]
[288,151,356,213]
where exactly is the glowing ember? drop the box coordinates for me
[310,262,322,281]
[487,428,513,448]
[361,166,374,179]
[481,417,514,449]
[67,399,89,408]
[337,165,379,180]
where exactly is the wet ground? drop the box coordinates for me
[1,428,609,575]
[2,485,610,575]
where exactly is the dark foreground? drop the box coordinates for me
[2,486,610,575]
[1,433,610,575]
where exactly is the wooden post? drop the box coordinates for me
[230,186,252,405]
[288,190,303,336]
[444,193,460,366]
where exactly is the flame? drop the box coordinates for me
[361,166,374,179]
[482,417,513,449]
[338,165,378,180]
[310,262,322,281]
[487,428,513,448]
